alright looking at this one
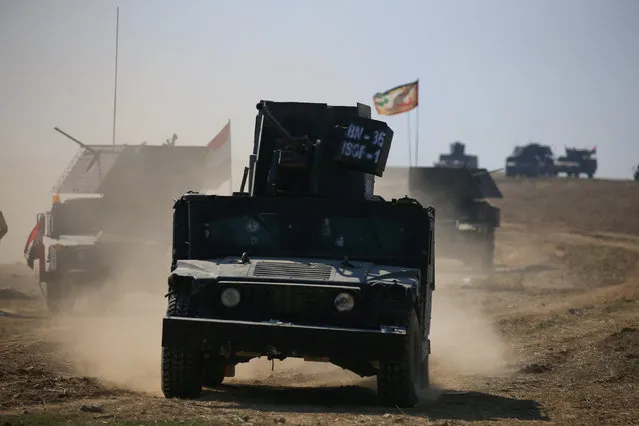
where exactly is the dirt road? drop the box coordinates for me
[1,177,638,425]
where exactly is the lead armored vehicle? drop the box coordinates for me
[505,143,556,177]
[32,127,231,313]
[160,100,436,407]
[434,141,479,169]
[555,146,597,178]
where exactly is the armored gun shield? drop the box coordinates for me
[248,101,393,201]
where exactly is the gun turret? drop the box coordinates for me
[243,100,394,201]
[451,141,465,156]
[434,140,478,169]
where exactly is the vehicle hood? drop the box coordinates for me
[172,257,420,288]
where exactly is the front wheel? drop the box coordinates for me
[44,277,73,315]
[377,310,429,407]
[161,291,203,399]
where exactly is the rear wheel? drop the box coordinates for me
[377,311,428,407]
[161,291,203,399]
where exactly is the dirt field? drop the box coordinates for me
[1,175,638,425]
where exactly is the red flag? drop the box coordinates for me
[208,121,231,151]
[24,220,44,271]
[205,120,232,189]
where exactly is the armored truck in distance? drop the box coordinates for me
[505,143,556,177]
[434,141,478,169]
[380,166,501,272]
[555,147,597,178]
[160,100,435,408]
[31,129,231,313]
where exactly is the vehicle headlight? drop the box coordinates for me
[334,292,355,312]
[221,288,241,308]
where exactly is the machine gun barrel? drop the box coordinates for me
[256,102,297,145]
[54,127,98,154]
[473,167,504,176]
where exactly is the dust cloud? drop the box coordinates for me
[6,155,510,397]
[232,357,361,386]
[429,277,511,380]
[39,256,168,395]
[377,170,512,384]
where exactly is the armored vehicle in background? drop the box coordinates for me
[555,146,597,178]
[160,100,435,407]
[32,127,231,313]
[634,166,639,181]
[380,166,501,272]
[505,143,556,177]
[434,141,478,169]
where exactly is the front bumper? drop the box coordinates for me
[161,316,408,361]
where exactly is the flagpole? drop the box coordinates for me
[414,105,420,166]
[407,111,413,167]
[228,118,233,192]
[414,79,420,166]
[111,6,120,147]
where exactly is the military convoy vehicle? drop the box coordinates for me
[32,127,230,313]
[160,100,436,407]
[433,141,478,169]
[505,143,556,177]
[555,146,597,178]
[379,166,502,272]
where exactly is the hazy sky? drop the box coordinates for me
[2,0,639,179]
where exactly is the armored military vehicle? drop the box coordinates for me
[434,141,479,169]
[379,166,501,272]
[33,127,231,313]
[505,143,556,177]
[634,166,639,181]
[160,100,435,408]
[555,146,597,178]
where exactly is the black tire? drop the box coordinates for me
[479,229,495,272]
[588,173,594,179]
[45,278,71,315]
[202,356,226,388]
[161,291,203,399]
[377,310,428,407]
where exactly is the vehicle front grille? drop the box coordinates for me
[246,284,330,317]
[207,281,363,327]
[252,261,333,280]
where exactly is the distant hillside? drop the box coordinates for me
[492,175,639,235]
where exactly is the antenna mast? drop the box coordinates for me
[111,6,120,146]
